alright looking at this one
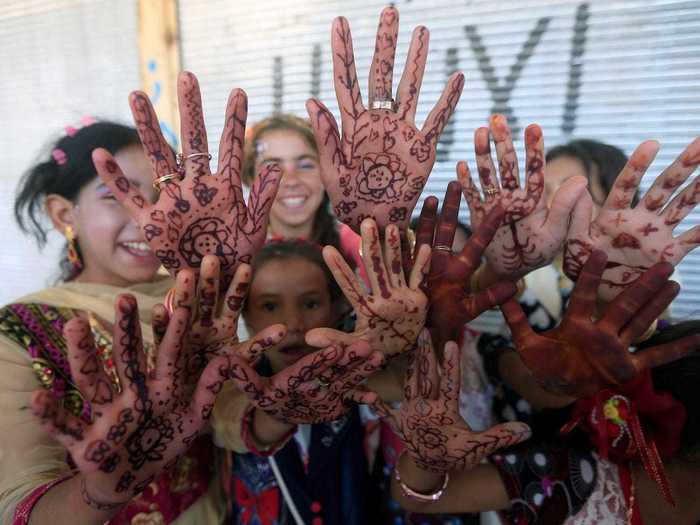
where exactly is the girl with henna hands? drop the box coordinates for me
[0,121,237,524]
[388,255,700,525]
[211,238,389,525]
[242,114,364,274]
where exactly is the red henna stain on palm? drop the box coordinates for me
[644,193,665,211]
[638,223,659,237]
[611,233,641,249]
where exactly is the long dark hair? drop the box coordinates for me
[242,114,341,250]
[639,321,700,461]
[14,121,141,280]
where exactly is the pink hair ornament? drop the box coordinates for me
[52,148,67,165]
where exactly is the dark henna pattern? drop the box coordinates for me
[564,137,700,301]
[461,116,583,281]
[228,342,384,425]
[371,334,530,473]
[30,293,231,506]
[307,8,463,232]
[503,251,700,398]
[93,73,280,285]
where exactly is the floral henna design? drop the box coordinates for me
[460,115,588,280]
[306,219,431,360]
[29,294,230,502]
[226,342,385,424]
[307,7,464,233]
[93,72,281,282]
[366,332,530,473]
[564,137,700,302]
[502,250,700,398]
[414,182,518,348]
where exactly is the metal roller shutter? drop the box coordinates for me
[179,0,700,330]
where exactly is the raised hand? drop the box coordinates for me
[168,257,286,382]
[226,342,384,424]
[305,219,430,359]
[415,181,518,346]
[93,71,281,281]
[306,7,464,233]
[502,250,700,398]
[29,295,228,508]
[564,138,700,302]
[366,331,530,473]
[460,114,588,279]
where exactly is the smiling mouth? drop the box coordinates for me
[119,241,153,256]
[278,196,307,209]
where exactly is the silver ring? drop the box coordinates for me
[370,99,395,111]
[176,152,212,167]
[434,244,452,252]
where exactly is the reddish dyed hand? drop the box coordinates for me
[306,7,464,233]
[502,250,700,398]
[30,294,228,506]
[415,181,518,346]
[564,138,700,302]
[226,341,385,424]
[460,114,588,280]
[366,331,530,473]
[306,219,430,359]
[93,72,281,281]
[168,258,286,384]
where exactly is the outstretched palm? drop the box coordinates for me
[502,251,700,398]
[30,295,227,505]
[460,114,587,280]
[564,138,700,302]
[307,7,464,232]
[368,331,531,473]
[93,72,280,281]
[306,219,430,359]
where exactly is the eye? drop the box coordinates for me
[261,302,277,312]
[303,299,320,310]
[298,160,317,171]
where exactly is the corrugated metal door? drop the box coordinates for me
[179,0,700,328]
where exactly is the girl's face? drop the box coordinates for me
[244,256,335,372]
[545,155,605,217]
[256,129,325,235]
[72,145,161,287]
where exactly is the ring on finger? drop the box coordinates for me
[484,187,501,197]
[370,99,396,111]
[176,152,212,168]
[153,172,183,190]
[433,244,452,252]
[316,377,332,388]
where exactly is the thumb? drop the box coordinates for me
[544,175,588,231]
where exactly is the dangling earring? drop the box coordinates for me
[64,225,84,273]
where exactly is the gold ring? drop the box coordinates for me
[152,172,182,190]
[484,187,501,197]
[176,152,212,167]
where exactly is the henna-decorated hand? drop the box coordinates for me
[30,294,229,506]
[226,341,385,424]
[414,181,518,346]
[501,250,700,398]
[364,331,530,473]
[168,257,286,384]
[306,7,464,233]
[564,138,700,302]
[459,115,588,280]
[305,219,430,359]
[93,72,281,281]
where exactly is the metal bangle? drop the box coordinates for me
[394,452,450,502]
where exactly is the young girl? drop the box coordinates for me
[212,239,381,525]
[242,114,363,271]
[0,121,222,524]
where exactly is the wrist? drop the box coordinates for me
[395,451,449,502]
[242,404,295,456]
[79,474,130,512]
